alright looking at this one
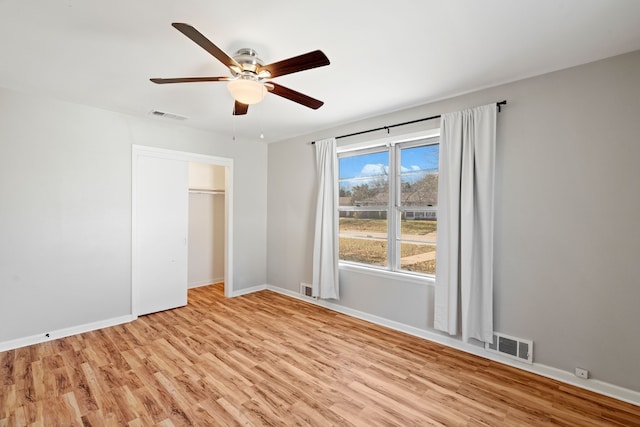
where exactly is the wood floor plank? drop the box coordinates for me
[215,396,257,426]
[131,384,168,424]
[1,283,639,426]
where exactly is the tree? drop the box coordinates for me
[351,183,375,205]
[339,188,352,197]
[401,173,438,206]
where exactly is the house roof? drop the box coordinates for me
[1,1,639,143]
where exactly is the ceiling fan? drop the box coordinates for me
[150,23,330,116]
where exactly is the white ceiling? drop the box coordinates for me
[2,1,640,143]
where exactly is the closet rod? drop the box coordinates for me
[188,189,224,195]
[312,100,506,144]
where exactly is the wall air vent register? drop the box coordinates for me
[485,332,533,364]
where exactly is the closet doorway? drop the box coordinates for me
[187,162,226,291]
[132,145,233,317]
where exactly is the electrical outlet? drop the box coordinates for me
[575,367,589,379]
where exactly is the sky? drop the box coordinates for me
[339,145,439,188]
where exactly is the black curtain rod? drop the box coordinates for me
[312,100,506,144]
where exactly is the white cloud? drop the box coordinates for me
[400,165,422,173]
[360,163,388,176]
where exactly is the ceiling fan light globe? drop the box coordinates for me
[227,79,266,105]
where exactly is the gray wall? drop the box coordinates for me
[0,86,267,342]
[267,50,640,392]
[188,192,225,288]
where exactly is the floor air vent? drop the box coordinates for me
[300,283,316,299]
[485,332,533,364]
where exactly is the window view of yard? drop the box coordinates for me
[338,139,439,276]
[339,218,437,274]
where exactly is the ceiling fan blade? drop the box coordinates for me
[171,23,240,70]
[233,101,248,115]
[257,50,329,78]
[267,83,324,109]
[150,77,230,84]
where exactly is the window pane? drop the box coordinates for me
[399,144,439,207]
[339,214,387,267]
[400,216,437,240]
[397,143,438,276]
[399,212,437,275]
[399,242,436,274]
[339,151,389,207]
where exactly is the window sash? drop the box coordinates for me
[339,206,388,212]
[338,136,439,277]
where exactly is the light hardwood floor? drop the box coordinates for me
[1,284,639,426]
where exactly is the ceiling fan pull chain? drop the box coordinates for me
[232,113,236,141]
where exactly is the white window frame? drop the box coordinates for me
[337,131,439,279]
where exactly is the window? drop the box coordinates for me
[338,136,439,276]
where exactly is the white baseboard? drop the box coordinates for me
[0,314,136,353]
[264,284,640,407]
[188,278,224,289]
[230,283,267,297]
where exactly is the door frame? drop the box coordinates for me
[132,145,234,315]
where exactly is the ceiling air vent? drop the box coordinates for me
[149,110,187,121]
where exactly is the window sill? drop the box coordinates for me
[339,262,435,287]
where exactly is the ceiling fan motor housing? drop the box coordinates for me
[231,48,264,76]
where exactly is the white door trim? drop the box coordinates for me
[132,145,234,316]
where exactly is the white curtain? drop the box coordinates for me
[434,103,497,343]
[312,138,339,299]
